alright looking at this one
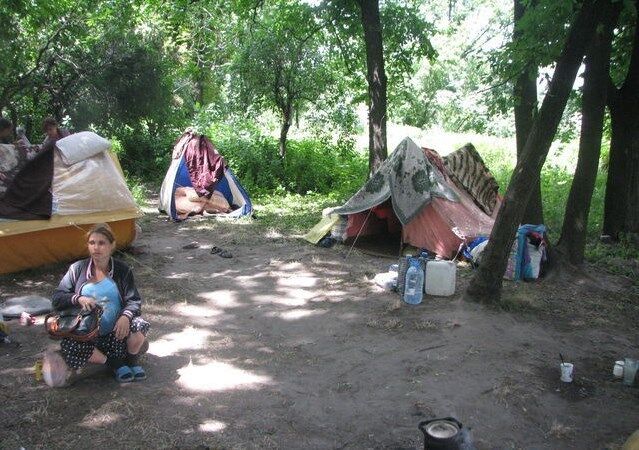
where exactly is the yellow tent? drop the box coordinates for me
[0,147,141,275]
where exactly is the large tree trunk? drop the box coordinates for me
[604,14,639,238]
[466,0,600,303]
[513,0,543,225]
[357,0,388,175]
[555,1,619,264]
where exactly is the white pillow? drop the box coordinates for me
[55,131,111,165]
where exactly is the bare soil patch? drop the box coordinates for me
[1,211,638,449]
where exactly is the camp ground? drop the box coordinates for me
[1,134,638,449]
[3,0,639,447]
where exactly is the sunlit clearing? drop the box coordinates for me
[199,420,227,433]
[167,272,192,279]
[198,290,240,308]
[253,290,311,306]
[309,290,347,301]
[277,275,317,288]
[269,308,326,320]
[173,303,224,318]
[278,262,303,271]
[80,412,122,428]
[231,274,263,289]
[149,326,213,357]
[176,361,271,392]
[265,229,283,238]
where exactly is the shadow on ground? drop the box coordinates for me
[1,213,638,449]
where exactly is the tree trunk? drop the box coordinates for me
[279,105,292,159]
[357,0,388,175]
[513,0,544,226]
[556,1,619,264]
[466,0,600,303]
[604,12,639,238]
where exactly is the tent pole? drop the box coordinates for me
[344,208,373,261]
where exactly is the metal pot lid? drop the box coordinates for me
[424,420,460,439]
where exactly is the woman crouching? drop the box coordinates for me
[46,223,149,385]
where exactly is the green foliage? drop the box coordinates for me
[110,124,178,181]
[206,122,367,197]
[392,0,513,136]
[125,176,150,206]
[231,1,335,149]
[586,235,639,280]
[71,35,175,128]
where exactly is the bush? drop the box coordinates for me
[207,123,367,197]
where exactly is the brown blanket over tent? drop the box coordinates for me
[0,148,54,219]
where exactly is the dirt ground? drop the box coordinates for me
[1,208,638,450]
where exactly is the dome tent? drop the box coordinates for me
[158,130,252,221]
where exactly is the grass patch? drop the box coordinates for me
[252,191,347,234]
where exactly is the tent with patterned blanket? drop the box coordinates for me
[304,137,501,259]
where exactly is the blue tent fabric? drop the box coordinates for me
[169,157,194,219]
[463,236,489,261]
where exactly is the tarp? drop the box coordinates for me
[330,137,458,224]
[303,214,340,244]
[0,146,141,274]
[0,148,54,219]
[444,143,499,215]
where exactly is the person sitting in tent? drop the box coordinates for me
[41,116,70,147]
[47,223,150,384]
[39,117,70,153]
[174,186,231,220]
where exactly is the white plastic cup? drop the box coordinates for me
[613,360,625,378]
[560,362,574,382]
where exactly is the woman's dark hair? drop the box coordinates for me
[86,223,116,244]
[42,117,58,131]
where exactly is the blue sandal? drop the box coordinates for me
[115,365,134,383]
[130,365,146,381]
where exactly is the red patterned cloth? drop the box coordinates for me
[172,131,226,198]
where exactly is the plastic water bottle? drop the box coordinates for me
[403,258,424,305]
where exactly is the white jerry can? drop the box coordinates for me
[424,260,457,296]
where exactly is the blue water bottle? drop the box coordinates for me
[403,258,424,305]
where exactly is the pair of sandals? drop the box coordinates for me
[210,246,233,258]
[115,365,146,383]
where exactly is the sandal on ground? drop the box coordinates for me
[130,365,147,381]
[218,250,233,258]
[115,365,134,383]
